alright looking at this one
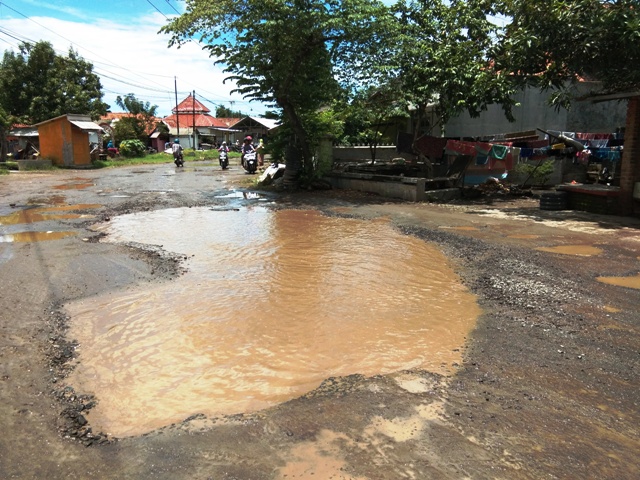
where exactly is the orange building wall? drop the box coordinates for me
[38,117,91,166]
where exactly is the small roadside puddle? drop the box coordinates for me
[66,207,481,437]
[0,204,101,225]
[597,274,640,290]
[0,231,77,242]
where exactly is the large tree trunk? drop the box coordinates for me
[279,99,315,184]
[0,125,8,162]
[412,104,433,178]
[618,97,640,216]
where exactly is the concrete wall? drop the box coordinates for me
[332,146,411,163]
[444,82,628,138]
[326,173,426,201]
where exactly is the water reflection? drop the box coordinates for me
[66,207,480,437]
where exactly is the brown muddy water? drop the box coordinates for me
[65,207,481,437]
[0,204,100,242]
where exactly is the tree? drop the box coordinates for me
[338,82,408,163]
[161,0,395,180]
[215,105,245,118]
[493,0,640,107]
[391,0,518,170]
[113,93,159,146]
[492,0,640,214]
[0,41,108,161]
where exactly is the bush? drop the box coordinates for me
[515,159,555,186]
[119,139,147,158]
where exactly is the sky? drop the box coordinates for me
[0,0,270,117]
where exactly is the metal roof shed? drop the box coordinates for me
[35,114,102,167]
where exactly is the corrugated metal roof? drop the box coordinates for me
[8,128,39,137]
[70,120,103,131]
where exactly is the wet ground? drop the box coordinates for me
[1,159,639,479]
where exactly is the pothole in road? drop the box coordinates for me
[65,207,481,437]
[0,231,77,242]
[0,204,101,225]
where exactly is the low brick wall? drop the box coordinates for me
[557,184,621,215]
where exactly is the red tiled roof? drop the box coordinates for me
[173,94,211,114]
[162,113,242,129]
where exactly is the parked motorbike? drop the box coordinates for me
[174,153,184,168]
[243,151,258,174]
[219,150,229,170]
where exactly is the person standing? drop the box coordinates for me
[256,138,265,166]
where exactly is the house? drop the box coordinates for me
[6,124,39,159]
[159,94,241,150]
[229,116,280,143]
[35,114,103,167]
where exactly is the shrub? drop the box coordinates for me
[119,139,147,158]
[515,159,555,186]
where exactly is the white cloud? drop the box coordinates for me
[2,13,267,117]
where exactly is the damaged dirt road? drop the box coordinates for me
[1,160,639,479]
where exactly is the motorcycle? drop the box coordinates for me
[243,151,258,174]
[174,153,184,168]
[219,150,229,170]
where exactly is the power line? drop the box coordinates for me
[0,0,171,92]
[144,0,168,20]
[0,1,269,113]
[165,0,181,15]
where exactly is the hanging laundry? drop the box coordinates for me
[588,139,609,148]
[489,144,509,160]
[415,135,449,161]
[576,149,591,165]
[474,142,492,156]
[475,155,489,166]
[445,140,477,156]
[608,149,621,161]
[519,148,534,158]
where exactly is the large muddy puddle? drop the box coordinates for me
[66,207,480,437]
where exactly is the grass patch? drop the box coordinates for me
[0,161,18,173]
[92,149,242,168]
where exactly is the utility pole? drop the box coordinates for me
[174,77,180,139]
[192,90,196,149]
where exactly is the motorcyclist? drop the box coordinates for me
[172,138,184,166]
[241,136,255,169]
[218,141,230,168]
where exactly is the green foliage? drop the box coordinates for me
[515,159,555,186]
[0,41,108,124]
[392,0,518,135]
[118,139,147,158]
[161,0,395,179]
[493,0,640,103]
[338,83,408,155]
[112,94,159,145]
[215,105,245,118]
